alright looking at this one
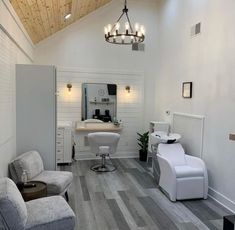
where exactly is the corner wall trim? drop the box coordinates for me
[208,187,235,213]
[0,25,33,62]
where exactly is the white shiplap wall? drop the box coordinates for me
[0,30,15,145]
[0,0,33,177]
[57,67,145,158]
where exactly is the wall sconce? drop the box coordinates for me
[67,83,72,95]
[125,86,131,93]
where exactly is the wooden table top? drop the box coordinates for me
[21,181,47,201]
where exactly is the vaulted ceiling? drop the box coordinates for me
[10,0,111,44]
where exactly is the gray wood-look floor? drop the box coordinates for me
[60,158,233,230]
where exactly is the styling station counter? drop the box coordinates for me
[75,122,123,159]
[76,122,123,132]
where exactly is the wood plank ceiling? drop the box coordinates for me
[10,0,111,44]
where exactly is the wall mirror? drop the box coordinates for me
[81,83,117,122]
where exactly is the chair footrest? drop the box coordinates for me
[90,163,116,172]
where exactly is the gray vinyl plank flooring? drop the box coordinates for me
[138,196,179,230]
[107,199,131,230]
[79,176,91,201]
[60,158,233,230]
[118,191,146,227]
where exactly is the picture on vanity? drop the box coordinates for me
[81,83,117,122]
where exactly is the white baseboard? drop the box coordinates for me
[75,151,138,160]
[208,187,235,213]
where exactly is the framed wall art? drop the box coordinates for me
[182,82,192,98]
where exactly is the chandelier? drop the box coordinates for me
[104,0,145,45]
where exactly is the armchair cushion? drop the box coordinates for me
[25,196,75,230]
[33,171,73,195]
[10,151,44,181]
[0,178,27,230]
[174,165,204,178]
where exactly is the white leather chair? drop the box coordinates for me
[88,132,120,172]
[157,143,208,201]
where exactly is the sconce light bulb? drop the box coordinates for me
[125,86,130,93]
[67,83,72,95]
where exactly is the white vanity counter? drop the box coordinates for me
[76,122,123,132]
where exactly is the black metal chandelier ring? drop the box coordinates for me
[105,33,145,45]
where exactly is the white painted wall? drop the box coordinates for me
[154,0,235,211]
[0,0,33,177]
[34,0,158,128]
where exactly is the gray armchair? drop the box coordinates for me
[9,151,73,200]
[0,178,75,230]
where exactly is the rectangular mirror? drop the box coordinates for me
[81,83,117,122]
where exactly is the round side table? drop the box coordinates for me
[21,181,47,202]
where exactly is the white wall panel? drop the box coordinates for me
[57,67,144,158]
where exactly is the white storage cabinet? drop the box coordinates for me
[56,122,73,164]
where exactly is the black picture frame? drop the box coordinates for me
[182,82,192,98]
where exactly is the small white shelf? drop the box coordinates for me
[89,101,114,104]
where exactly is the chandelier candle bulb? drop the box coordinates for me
[116,22,120,30]
[140,26,145,35]
[104,27,108,35]
[108,24,112,32]
[125,22,129,31]
[135,23,139,31]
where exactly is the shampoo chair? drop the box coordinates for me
[157,143,208,201]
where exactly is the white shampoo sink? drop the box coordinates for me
[150,131,181,145]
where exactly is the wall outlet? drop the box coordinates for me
[229,134,235,141]
[166,110,171,116]
[191,22,201,37]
